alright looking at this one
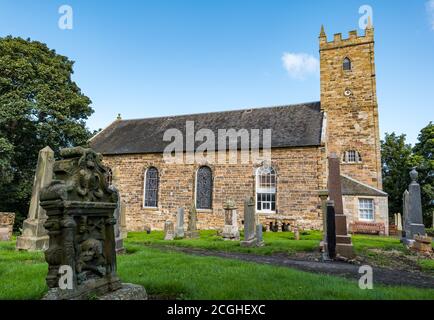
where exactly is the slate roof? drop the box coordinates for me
[90,102,323,155]
[341,175,388,197]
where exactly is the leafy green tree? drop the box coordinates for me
[0,36,93,228]
[412,122,434,226]
[381,133,413,218]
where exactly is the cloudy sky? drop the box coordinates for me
[1,0,433,145]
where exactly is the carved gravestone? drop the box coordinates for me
[0,212,15,241]
[186,204,199,239]
[40,147,146,300]
[222,200,240,240]
[164,221,175,241]
[16,146,53,251]
[109,185,125,253]
[175,208,185,238]
[240,197,257,247]
[256,224,264,246]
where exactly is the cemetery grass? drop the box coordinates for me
[132,230,434,273]
[1,238,434,300]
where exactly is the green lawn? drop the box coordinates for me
[1,233,434,300]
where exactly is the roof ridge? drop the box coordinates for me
[117,101,321,122]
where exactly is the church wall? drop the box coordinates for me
[102,147,324,232]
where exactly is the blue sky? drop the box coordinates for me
[1,0,433,145]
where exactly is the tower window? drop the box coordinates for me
[343,150,362,163]
[343,57,352,71]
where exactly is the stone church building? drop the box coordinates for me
[90,25,389,234]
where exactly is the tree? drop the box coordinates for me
[0,36,94,228]
[381,133,413,217]
[412,122,434,226]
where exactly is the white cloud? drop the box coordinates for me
[427,0,434,30]
[281,52,319,79]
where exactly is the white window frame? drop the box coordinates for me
[358,198,375,222]
[255,166,276,214]
[343,150,362,164]
[143,167,159,209]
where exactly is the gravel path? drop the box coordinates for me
[151,245,434,289]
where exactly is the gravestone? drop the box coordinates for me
[40,147,146,300]
[222,199,240,240]
[186,204,199,239]
[110,167,128,253]
[0,212,15,241]
[325,200,337,260]
[256,224,264,246]
[240,197,257,247]
[402,168,427,246]
[16,146,53,251]
[328,153,355,259]
[164,221,175,240]
[175,208,185,238]
[397,212,403,238]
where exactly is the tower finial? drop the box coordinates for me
[116,113,122,120]
[320,24,326,37]
[366,16,373,29]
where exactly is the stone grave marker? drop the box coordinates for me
[222,199,240,240]
[186,204,199,239]
[0,212,15,241]
[164,221,175,240]
[16,146,53,251]
[240,197,257,247]
[175,208,185,238]
[40,147,146,300]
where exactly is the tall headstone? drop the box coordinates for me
[110,168,127,253]
[222,199,240,240]
[16,146,54,251]
[325,200,337,260]
[175,208,184,238]
[240,197,257,247]
[328,153,355,259]
[397,212,403,237]
[40,147,146,300]
[186,204,199,239]
[256,224,264,246]
[0,212,15,241]
[164,221,175,240]
[402,168,426,243]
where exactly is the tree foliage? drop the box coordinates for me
[381,123,434,227]
[0,36,93,227]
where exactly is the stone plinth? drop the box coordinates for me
[222,200,240,241]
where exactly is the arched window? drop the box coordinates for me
[343,57,352,71]
[256,166,276,213]
[196,166,213,210]
[106,168,113,187]
[343,150,362,163]
[143,167,159,208]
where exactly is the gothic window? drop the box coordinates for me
[256,166,276,213]
[343,57,352,71]
[106,168,113,187]
[359,198,374,221]
[143,167,159,208]
[196,166,213,210]
[343,150,362,163]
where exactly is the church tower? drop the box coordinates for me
[319,23,382,190]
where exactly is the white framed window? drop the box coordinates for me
[343,150,362,163]
[255,166,276,213]
[358,198,374,221]
[143,167,159,208]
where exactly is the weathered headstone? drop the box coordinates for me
[0,212,15,241]
[328,153,355,259]
[397,212,403,238]
[256,224,264,246]
[186,204,199,239]
[110,167,127,253]
[294,227,300,241]
[16,146,53,251]
[240,197,257,247]
[175,208,184,238]
[222,199,240,240]
[402,168,427,247]
[40,147,146,300]
[164,221,175,240]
